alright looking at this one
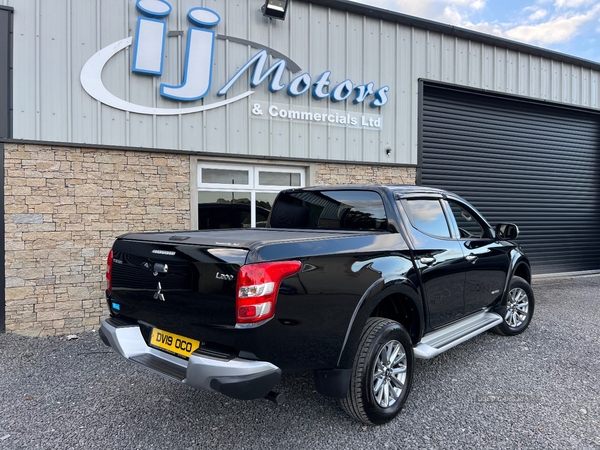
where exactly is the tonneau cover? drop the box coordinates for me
[118,228,381,250]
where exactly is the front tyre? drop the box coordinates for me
[341,318,414,425]
[492,276,534,336]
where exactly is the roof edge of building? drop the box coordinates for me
[299,0,600,71]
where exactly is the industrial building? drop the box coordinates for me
[1,0,599,334]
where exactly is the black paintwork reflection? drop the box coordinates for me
[415,242,466,329]
[462,239,510,313]
[351,255,414,276]
[245,253,377,369]
[243,251,416,370]
[403,197,516,331]
[110,240,247,344]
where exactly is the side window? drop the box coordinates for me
[448,201,486,239]
[404,199,451,238]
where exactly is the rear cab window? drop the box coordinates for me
[269,190,388,231]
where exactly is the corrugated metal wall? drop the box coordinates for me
[0,6,10,139]
[420,83,600,275]
[2,0,600,165]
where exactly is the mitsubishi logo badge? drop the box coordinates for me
[153,282,166,301]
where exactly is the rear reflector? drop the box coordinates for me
[236,261,302,324]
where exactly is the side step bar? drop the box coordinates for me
[413,311,503,359]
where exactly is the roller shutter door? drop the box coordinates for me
[420,83,600,275]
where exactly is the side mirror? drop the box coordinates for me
[496,223,519,240]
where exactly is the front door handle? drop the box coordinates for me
[465,254,478,263]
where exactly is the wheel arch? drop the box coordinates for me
[499,253,532,305]
[512,259,531,285]
[494,253,533,315]
[336,279,423,370]
[315,281,422,399]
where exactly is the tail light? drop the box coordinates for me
[106,250,113,292]
[236,260,302,324]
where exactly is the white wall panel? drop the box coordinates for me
[4,0,600,166]
[454,38,469,86]
[592,72,599,109]
[379,21,400,163]
[562,64,572,103]
[482,45,494,90]
[287,1,310,159]
[70,0,98,144]
[6,0,36,139]
[516,53,525,96]
[394,25,413,162]
[326,9,346,162]
[39,0,68,142]
[506,49,518,95]
[360,17,380,163]
[468,41,481,88]
[343,13,365,163]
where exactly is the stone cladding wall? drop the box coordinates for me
[315,163,416,186]
[4,144,190,336]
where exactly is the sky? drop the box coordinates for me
[351,0,600,63]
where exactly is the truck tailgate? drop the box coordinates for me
[109,237,249,340]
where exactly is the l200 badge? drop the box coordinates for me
[215,272,234,281]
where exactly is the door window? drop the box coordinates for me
[447,201,487,239]
[404,199,451,238]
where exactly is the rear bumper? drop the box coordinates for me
[99,317,281,400]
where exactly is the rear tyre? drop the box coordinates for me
[340,318,414,425]
[492,276,534,336]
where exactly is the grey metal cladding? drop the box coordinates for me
[0,7,11,139]
[4,0,600,165]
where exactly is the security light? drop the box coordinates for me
[262,0,289,20]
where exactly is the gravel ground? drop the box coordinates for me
[1,275,599,450]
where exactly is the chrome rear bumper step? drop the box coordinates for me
[99,318,281,400]
[414,311,503,359]
[130,353,187,382]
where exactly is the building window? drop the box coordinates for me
[197,163,305,229]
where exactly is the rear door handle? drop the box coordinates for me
[420,257,436,265]
[465,254,478,263]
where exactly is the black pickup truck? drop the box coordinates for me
[99,185,533,425]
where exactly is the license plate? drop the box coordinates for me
[150,328,200,358]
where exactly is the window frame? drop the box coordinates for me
[443,198,493,240]
[401,197,453,239]
[196,162,306,228]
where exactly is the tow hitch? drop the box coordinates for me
[264,391,285,405]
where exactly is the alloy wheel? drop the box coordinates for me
[372,340,407,408]
[505,287,529,328]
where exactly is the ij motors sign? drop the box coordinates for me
[81,0,389,129]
